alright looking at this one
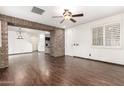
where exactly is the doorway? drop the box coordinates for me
[8,26,50,55]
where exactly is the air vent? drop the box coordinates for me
[31,7,45,15]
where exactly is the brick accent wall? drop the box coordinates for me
[0,21,8,68]
[50,29,65,57]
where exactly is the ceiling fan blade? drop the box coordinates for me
[52,16,63,18]
[70,18,76,23]
[72,13,84,17]
[60,19,65,24]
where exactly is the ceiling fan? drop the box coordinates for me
[52,9,84,24]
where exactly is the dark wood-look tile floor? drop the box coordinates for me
[0,52,124,85]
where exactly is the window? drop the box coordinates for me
[92,23,121,48]
[92,26,104,46]
[105,23,120,46]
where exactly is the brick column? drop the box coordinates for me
[50,29,65,57]
[0,20,8,68]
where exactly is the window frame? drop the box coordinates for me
[91,21,122,49]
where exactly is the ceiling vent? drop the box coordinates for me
[31,7,45,15]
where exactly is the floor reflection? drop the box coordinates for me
[0,52,124,85]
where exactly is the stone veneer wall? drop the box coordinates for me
[0,14,63,31]
[0,15,65,68]
[0,21,8,68]
[50,29,65,57]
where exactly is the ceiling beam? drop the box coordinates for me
[0,14,64,31]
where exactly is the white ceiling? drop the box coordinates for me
[1,6,124,28]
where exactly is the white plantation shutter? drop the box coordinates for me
[105,23,120,46]
[92,26,104,46]
[92,23,121,48]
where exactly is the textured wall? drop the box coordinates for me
[50,29,65,57]
[0,21,8,68]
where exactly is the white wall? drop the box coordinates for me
[38,34,45,51]
[8,31,33,54]
[30,35,39,51]
[65,13,124,65]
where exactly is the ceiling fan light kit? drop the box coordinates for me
[52,9,84,24]
[63,9,72,20]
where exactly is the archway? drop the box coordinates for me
[0,14,65,68]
